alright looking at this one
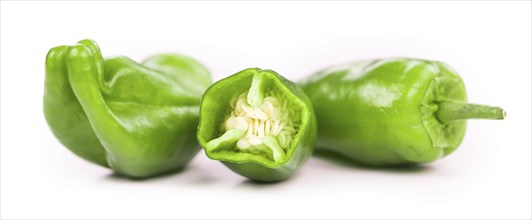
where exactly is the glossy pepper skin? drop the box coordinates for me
[300,58,505,166]
[197,68,317,182]
[43,39,211,178]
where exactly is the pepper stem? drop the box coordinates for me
[435,101,506,123]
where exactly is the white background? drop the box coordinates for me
[1,1,531,219]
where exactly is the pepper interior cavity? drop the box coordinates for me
[205,74,301,162]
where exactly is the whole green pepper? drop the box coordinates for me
[300,58,505,166]
[197,68,317,181]
[43,39,211,178]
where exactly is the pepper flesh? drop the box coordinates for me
[299,58,505,166]
[197,68,316,181]
[43,39,211,178]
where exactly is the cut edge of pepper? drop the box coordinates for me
[199,68,310,168]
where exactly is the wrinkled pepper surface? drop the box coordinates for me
[44,39,211,178]
[197,68,317,181]
[300,58,505,166]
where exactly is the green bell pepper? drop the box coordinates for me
[43,39,211,178]
[300,58,505,166]
[197,68,317,182]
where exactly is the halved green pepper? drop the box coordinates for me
[197,68,316,182]
[43,39,211,178]
[300,58,505,166]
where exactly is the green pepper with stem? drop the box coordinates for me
[299,58,505,166]
[197,68,317,182]
[43,39,211,178]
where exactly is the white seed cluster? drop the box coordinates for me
[223,90,299,155]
